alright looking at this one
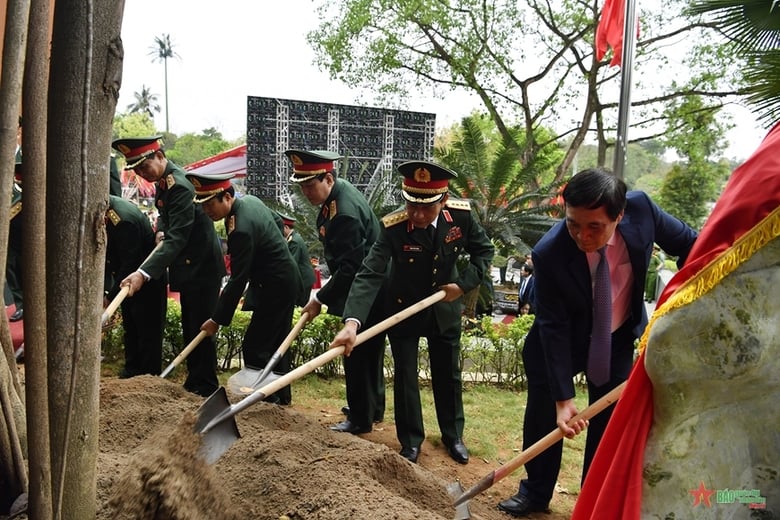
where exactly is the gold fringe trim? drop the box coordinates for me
[638,205,780,355]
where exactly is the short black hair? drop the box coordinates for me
[214,185,236,202]
[562,168,627,220]
[521,263,534,275]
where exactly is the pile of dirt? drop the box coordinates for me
[97,375,523,520]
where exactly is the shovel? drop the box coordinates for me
[449,381,626,511]
[101,241,164,325]
[226,311,309,395]
[194,289,447,464]
[160,330,208,378]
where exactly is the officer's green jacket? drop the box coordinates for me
[315,179,380,316]
[212,195,303,325]
[343,199,494,335]
[140,161,225,289]
[105,195,157,299]
[287,230,315,306]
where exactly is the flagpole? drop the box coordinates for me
[612,0,638,180]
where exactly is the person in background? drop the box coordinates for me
[188,172,303,405]
[105,195,166,376]
[644,245,663,302]
[330,161,494,465]
[278,212,315,307]
[498,168,697,517]
[113,136,226,398]
[517,263,535,315]
[286,149,385,434]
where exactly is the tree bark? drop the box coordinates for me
[0,0,31,513]
[22,0,53,516]
[47,1,123,518]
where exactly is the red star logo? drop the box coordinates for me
[689,481,715,507]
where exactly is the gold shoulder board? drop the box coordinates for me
[381,210,409,228]
[446,199,471,211]
[9,202,21,221]
[166,174,176,189]
[106,208,121,226]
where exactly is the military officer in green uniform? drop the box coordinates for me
[105,195,167,376]
[278,212,315,306]
[6,160,24,322]
[331,161,494,464]
[286,149,386,433]
[113,136,226,397]
[187,172,304,405]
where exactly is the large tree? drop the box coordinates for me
[309,0,746,182]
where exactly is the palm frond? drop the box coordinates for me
[688,0,780,51]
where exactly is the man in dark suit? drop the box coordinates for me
[286,149,386,433]
[279,212,315,307]
[330,161,494,465]
[114,136,226,397]
[498,168,698,516]
[105,195,166,376]
[517,263,535,315]
[187,172,303,405]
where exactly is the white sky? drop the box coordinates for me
[118,0,768,161]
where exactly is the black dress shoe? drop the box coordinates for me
[9,309,23,322]
[497,493,549,517]
[444,438,469,464]
[329,419,371,434]
[399,446,420,463]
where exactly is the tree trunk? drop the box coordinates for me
[47,1,123,518]
[22,0,53,516]
[0,0,31,513]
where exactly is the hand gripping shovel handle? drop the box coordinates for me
[246,311,309,389]
[101,241,164,325]
[160,330,209,378]
[200,289,446,434]
[451,381,626,507]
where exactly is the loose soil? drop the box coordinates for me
[9,296,659,519]
[42,375,577,519]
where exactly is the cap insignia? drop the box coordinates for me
[190,178,202,188]
[414,167,431,183]
[117,144,130,154]
[290,154,303,166]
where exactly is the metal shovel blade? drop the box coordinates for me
[446,481,471,520]
[226,367,282,395]
[194,387,241,464]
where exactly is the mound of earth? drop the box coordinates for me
[95,375,572,519]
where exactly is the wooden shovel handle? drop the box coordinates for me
[101,241,164,324]
[452,381,626,506]
[160,330,208,378]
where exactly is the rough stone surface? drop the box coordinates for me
[643,238,780,518]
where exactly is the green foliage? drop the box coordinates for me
[436,114,561,252]
[165,129,230,166]
[461,314,536,389]
[289,308,346,378]
[112,111,157,140]
[103,298,538,388]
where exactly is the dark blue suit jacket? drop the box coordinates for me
[518,275,536,313]
[525,191,697,401]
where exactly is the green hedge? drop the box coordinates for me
[102,300,536,387]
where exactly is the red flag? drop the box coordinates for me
[595,0,638,67]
